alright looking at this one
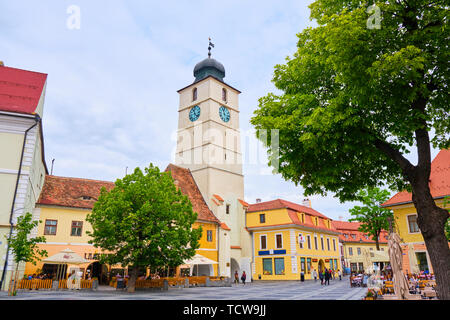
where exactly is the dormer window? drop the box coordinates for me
[222,88,227,102]
[80,195,94,200]
[193,87,198,101]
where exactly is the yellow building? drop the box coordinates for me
[25,164,226,281]
[381,149,450,274]
[246,199,341,280]
[0,64,48,291]
[332,221,389,274]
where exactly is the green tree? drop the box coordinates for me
[6,212,47,295]
[444,196,450,241]
[86,164,202,293]
[251,1,450,299]
[348,188,393,250]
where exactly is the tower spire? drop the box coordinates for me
[208,37,214,58]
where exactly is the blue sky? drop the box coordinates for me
[0,1,440,220]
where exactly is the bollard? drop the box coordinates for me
[184,278,189,288]
[163,279,169,291]
[206,277,211,287]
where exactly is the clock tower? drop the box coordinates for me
[175,46,251,279]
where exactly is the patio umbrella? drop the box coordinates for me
[407,243,420,274]
[42,248,90,280]
[388,233,412,300]
[183,254,218,276]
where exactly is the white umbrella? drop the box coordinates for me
[43,248,90,265]
[183,254,218,276]
[42,248,91,280]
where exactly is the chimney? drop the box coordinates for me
[302,198,311,208]
[256,198,261,203]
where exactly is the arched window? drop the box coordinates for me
[222,88,227,102]
[192,88,198,101]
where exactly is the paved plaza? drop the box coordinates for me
[0,276,366,300]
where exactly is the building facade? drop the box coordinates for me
[246,199,341,280]
[0,64,48,291]
[332,220,389,274]
[381,149,450,274]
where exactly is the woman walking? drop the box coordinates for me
[241,271,246,285]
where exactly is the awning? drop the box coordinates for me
[42,248,91,265]
[183,254,218,265]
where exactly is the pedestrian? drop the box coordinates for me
[241,271,246,285]
[324,268,330,285]
[312,269,317,281]
[234,270,239,285]
[338,269,342,281]
[319,269,324,285]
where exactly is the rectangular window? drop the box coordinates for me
[348,247,353,256]
[276,234,283,249]
[44,219,57,235]
[300,257,306,272]
[333,239,336,251]
[226,204,230,214]
[350,263,357,272]
[321,237,324,250]
[358,262,364,272]
[327,238,330,251]
[314,236,318,250]
[330,259,333,269]
[263,258,273,275]
[207,230,213,242]
[274,258,285,275]
[357,247,361,255]
[307,258,312,273]
[298,233,303,249]
[71,221,83,237]
[307,235,311,249]
[408,215,419,233]
[260,235,267,250]
[259,214,265,223]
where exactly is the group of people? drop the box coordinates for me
[234,270,247,285]
[26,273,51,280]
[311,268,342,285]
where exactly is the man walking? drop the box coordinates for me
[324,268,330,285]
[234,270,239,285]
[312,268,317,282]
[319,269,324,285]
[241,271,246,285]
[338,269,342,281]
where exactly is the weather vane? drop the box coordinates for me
[208,37,214,58]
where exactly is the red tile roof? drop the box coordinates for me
[165,164,220,224]
[238,199,249,208]
[0,65,47,115]
[382,149,450,207]
[37,175,115,209]
[220,222,231,231]
[247,199,329,219]
[247,199,338,234]
[331,220,388,243]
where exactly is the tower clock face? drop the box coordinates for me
[189,105,201,122]
[219,106,230,122]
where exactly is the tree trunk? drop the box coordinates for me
[127,266,138,293]
[412,186,450,300]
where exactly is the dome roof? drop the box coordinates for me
[193,57,225,82]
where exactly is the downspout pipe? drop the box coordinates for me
[0,114,41,291]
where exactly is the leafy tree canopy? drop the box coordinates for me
[251,0,449,202]
[6,212,47,266]
[348,187,393,249]
[86,164,202,271]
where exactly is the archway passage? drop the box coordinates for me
[230,258,240,281]
[192,264,213,276]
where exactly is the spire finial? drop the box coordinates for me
[208,37,214,58]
